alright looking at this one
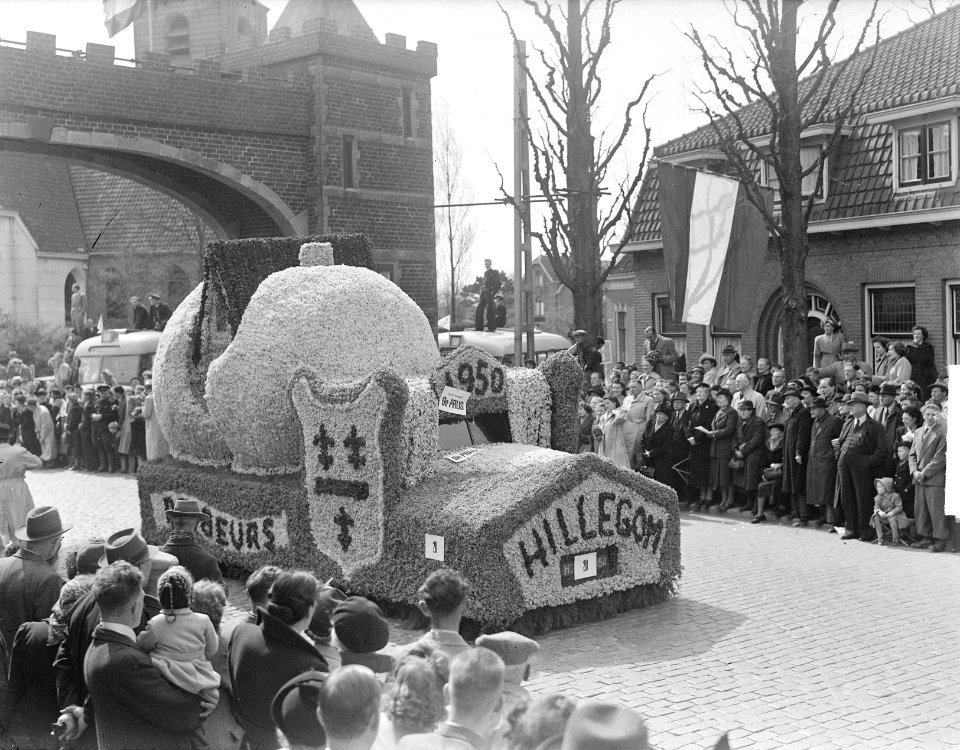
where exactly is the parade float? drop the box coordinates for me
[138,235,681,633]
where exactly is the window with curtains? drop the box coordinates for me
[898,121,952,187]
[763,146,825,200]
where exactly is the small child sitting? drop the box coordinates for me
[870,477,909,546]
[892,441,915,519]
[137,566,220,712]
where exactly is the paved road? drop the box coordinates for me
[22,468,960,749]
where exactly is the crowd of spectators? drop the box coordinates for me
[573,323,951,551]
[0,352,169,481]
[0,500,678,750]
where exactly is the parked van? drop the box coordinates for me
[74,330,162,386]
[436,328,570,366]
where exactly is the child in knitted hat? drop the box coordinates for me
[137,566,221,705]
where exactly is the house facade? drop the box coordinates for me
[620,7,960,374]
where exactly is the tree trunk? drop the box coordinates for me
[565,0,602,344]
[772,0,809,374]
[449,259,456,327]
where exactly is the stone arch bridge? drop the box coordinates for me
[0,31,314,239]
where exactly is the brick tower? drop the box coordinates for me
[132,0,269,65]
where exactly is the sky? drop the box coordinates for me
[0,0,947,280]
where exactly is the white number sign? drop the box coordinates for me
[438,385,470,416]
[573,551,598,580]
[425,534,445,561]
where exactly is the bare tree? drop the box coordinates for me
[499,0,654,343]
[434,104,476,328]
[686,0,879,374]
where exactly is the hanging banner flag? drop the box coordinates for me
[103,0,140,37]
[658,162,772,331]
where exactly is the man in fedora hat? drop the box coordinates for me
[0,506,68,670]
[55,528,163,733]
[147,292,172,332]
[833,391,887,541]
[161,498,222,584]
[876,383,903,472]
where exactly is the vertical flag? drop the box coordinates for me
[658,162,772,331]
[96,314,104,333]
[103,0,140,37]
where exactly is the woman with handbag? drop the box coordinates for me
[697,388,738,511]
[732,400,765,515]
[753,424,785,523]
[641,406,676,485]
[687,384,718,511]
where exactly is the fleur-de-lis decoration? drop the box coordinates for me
[313,424,335,471]
[343,424,366,471]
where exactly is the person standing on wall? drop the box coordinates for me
[147,293,173,333]
[70,284,87,337]
[130,296,150,331]
[474,259,501,333]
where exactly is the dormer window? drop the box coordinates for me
[762,146,825,201]
[898,121,951,186]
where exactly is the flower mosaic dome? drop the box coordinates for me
[204,244,440,473]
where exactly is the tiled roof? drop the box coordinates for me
[625,5,960,244]
[69,166,215,258]
[0,152,87,253]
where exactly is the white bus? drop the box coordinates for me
[74,330,162,386]
[436,328,571,366]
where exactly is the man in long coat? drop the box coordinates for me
[806,397,843,517]
[616,379,655,467]
[909,402,948,552]
[834,392,887,541]
[782,388,812,525]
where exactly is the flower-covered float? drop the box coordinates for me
[139,235,681,633]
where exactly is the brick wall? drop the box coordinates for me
[630,222,960,376]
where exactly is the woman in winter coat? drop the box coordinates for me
[701,388,738,511]
[687,384,718,511]
[641,407,676,486]
[732,400,765,514]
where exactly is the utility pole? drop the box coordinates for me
[513,39,534,365]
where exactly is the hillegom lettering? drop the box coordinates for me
[517,491,664,578]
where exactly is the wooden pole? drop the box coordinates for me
[513,39,527,365]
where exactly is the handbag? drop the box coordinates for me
[762,466,783,482]
[728,457,744,470]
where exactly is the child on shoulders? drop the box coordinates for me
[137,566,220,718]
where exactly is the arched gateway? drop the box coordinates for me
[757,289,842,365]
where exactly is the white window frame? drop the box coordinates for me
[761,144,828,203]
[863,282,916,352]
[653,294,686,357]
[892,115,958,193]
[947,280,960,366]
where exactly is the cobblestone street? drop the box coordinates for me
[25,468,960,749]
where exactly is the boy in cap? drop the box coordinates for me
[411,568,472,661]
[331,596,395,674]
[475,631,540,714]
[147,293,173,332]
[493,293,507,328]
